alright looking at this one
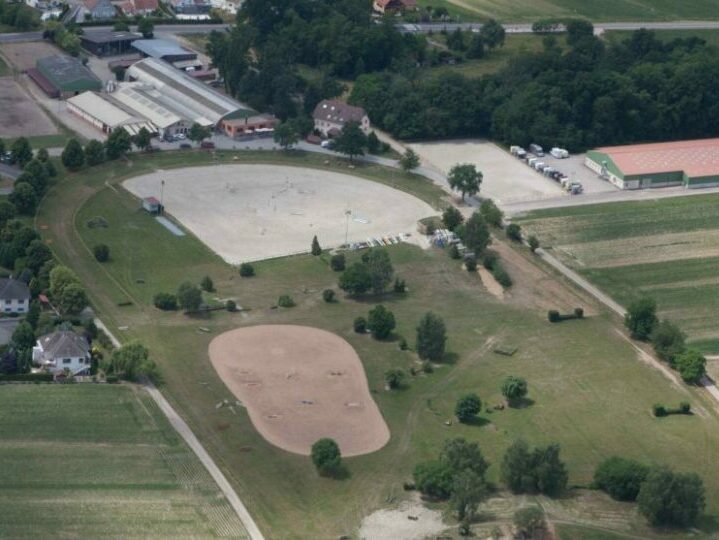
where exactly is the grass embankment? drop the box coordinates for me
[0,384,248,538]
[517,194,719,353]
[38,150,719,538]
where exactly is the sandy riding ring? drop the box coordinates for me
[209,325,390,457]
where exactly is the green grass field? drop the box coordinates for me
[0,384,248,538]
[516,194,719,351]
[429,0,719,22]
[35,150,719,538]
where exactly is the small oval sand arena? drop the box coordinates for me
[209,325,390,457]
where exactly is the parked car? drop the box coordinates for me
[177,133,186,140]
[179,143,192,149]
[0,151,11,164]
[200,141,215,149]
[529,143,544,156]
[320,140,333,149]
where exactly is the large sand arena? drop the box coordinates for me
[209,325,390,457]
[123,164,436,263]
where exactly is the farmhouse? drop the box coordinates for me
[80,30,141,57]
[219,110,278,137]
[0,278,30,314]
[373,0,416,14]
[67,91,157,136]
[28,55,102,99]
[586,138,719,189]
[313,99,370,137]
[32,330,91,375]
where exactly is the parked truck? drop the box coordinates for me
[529,143,544,156]
[550,147,569,159]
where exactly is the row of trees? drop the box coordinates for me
[349,26,719,149]
[0,0,40,31]
[624,297,706,383]
[61,130,135,172]
[593,456,705,527]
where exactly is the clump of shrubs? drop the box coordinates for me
[506,223,522,242]
[226,300,236,312]
[393,277,406,293]
[278,294,295,308]
[464,255,477,272]
[481,249,512,288]
[200,276,214,292]
[322,289,335,303]
[239,263,255,277]
[330,254,346,271]
[548,308,584,323]
[448,244,461,259]
[481,249,499,270]
[528,235,540,252]
[354,316,367,333]
[153,292,177,311]
[653,401,692,417]
[93,244,110,262]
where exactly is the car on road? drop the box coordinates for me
[179,143,192,149]
[200,141,215,149]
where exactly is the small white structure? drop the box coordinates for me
[0,278,30,314]
[32,331,91,375]
[312,99,370,137]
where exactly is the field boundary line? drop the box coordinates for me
[93,318,265,540]
[534,247,719,404]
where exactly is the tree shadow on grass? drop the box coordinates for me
[508,397,535,409]
[441,352,459,365]
[459,416,491,428]
[322,465,351,481]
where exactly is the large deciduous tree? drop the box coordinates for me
[333,121,367,162]
[448,163,482,201]
[61,139,85,171]
[637,466,705,527]
[624,297,658,341]
[416,312,447,362]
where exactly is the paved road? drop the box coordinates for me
[93,318,265,540]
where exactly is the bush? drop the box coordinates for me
[528,235,540,252]
[637,466,705,527]
[481,249,499,270]
[449,244,461,259]
[200,275,214,292]
[464,256,477,272]
[226,299,237,312]
[679,401,691,414]
[479,199,503,227]
[593,457,649,501]
[506,223,522,241]
[93,244,109,262]
[675,349,706,384]
[413,460,454,499]
[513,507,545,538]
[574,307,584,319]
[239,263,255,277]
[368,304,396,340]
[105,374,119,384]
[330,253,346,271]
[625,297,657,341]
[353,316,367,333]
[311,235,322,256]
[442,206,464,231]
[393,277,406,293]
[153,292,177,311]
[385,368,405,389]
[322,289,335,303]
[399,337,408,350]
[653,404,667,417]
[278,295,295,308]
[422,361,434,373]
[501,376,528,404]
[311,438,342,476]
[455,393,482,423]
[492,265,512,288]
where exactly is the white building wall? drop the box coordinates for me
[0,298,29,314]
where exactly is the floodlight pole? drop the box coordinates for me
[345,209,351,246]
[160,180,165,216]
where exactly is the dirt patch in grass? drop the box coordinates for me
[208,324,390,457]
[0,77,57,138]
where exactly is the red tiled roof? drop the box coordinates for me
[597,138,719,178]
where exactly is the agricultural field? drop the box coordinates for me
[36,150,719,538]
[419,0,719,22]
[516,193,719,353]
[0,384,248,538]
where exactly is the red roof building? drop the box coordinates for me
[373,0,416,13]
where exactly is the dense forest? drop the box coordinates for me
[208,3,719,151]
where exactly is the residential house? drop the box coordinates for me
[84,0,117,20]
[312,99,370,137]
[118,0,158,16]
[32,330,92,375]
[0,278,30,314]
[373,0,416,14]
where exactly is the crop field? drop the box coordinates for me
[516,193,719,351]
[36,151,719,538]
[0,384,248,538]
[428,0,719,22]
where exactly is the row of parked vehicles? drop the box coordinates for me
[510,144,583,195]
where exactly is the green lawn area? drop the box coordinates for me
[35,150,719,538]
[424,33,547,79]
[0,384,248,538]
[425,0,719,22]
[516,194,719,351]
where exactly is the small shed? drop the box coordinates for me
[142,196,160,213]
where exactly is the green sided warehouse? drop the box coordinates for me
[585,138,719,190]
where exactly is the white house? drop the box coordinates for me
[0,278,30,314]
[312,99,371,137]
[32,331,92,375]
